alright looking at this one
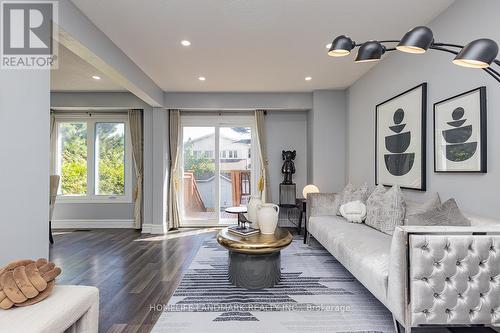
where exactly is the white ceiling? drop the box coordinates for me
[51,44,126,92]
[69,0,454,92]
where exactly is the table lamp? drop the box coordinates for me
[302,184,319,198]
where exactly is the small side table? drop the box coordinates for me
[224,206,248,227]
[278,198,306,236]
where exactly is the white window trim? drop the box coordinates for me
[51,113,133,204]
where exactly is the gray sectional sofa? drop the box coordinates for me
[306,192,500,333]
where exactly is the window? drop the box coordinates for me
[95,122,126,196]
[52,114,132,203]
[227,150,238,159]
[57,122,88,196]
[204,150,214,159]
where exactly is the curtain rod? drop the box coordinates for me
[50,110,129,116]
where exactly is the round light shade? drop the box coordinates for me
[302,184,319,198]
[396,26,434,54]
[328,35,355,57]
[355,41,385,62]
[453,38,499,68]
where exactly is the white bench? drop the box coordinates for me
[0,285,99,333]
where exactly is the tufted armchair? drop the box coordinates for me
[306,192,500,333]
[389,226,500,332]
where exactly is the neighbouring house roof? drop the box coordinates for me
[186,132,250,145]
[196,174,231,183]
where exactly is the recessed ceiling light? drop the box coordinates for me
[92,75,101,80]
[326,43,332,49]
[198,76,206,81]
[181,40,191,46]
[305,76,312,81]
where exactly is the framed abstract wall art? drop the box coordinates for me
[434,87,487,173]
[375,83,427,191]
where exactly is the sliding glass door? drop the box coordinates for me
[180,114,257,226]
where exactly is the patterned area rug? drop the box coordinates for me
[151,235,399,333]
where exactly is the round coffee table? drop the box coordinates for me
[216,227,293,289]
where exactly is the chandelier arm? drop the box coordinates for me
[486,66,500,78]
[379,40,401,44]
[353,40,400,48]
[432,42,464,49]
[484,68,500,83]
[429,45,459,55]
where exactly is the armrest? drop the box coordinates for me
[388,226,500,328]
[306,193,338,220]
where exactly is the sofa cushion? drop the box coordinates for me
[406,198,470,226]
[404,193,441,224]
[308,215,392,306]
[366,184,386,228]
[366,185,405,235]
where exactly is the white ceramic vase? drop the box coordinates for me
[246,195,262,229]
[257,203,280,235]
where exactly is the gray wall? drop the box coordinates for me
[266,111,308,201]
[152,108,169,232]
[347,0,500,217]
[1,70,50,265]
[309,90,347,193]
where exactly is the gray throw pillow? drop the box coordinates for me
[365,184,386,228]
[404,193,441,224]
[366,185,405,235]
[406,198,471,227]
[334,183,354,214]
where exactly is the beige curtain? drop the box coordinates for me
[128,109,143,229]
[50,114,56,139]
[255,110,272,203]
[168,109,181,229]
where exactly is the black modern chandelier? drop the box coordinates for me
[328,26,500,83]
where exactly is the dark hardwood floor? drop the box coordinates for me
[49,228,218,333]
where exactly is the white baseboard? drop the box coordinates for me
[52,219,135,229]
[141,223,166,234]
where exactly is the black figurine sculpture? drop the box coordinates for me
[281,150,296,185]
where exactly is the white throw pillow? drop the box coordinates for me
[336,183,369,215]
[339,200,367,223]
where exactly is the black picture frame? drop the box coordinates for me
[375,83,427,191]
[433,87,487,173]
